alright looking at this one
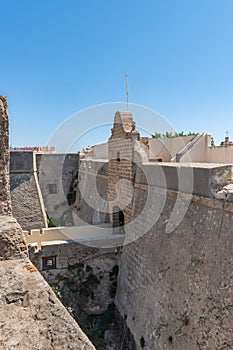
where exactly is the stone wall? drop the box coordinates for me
[116,183,233,350]
[10,151,48,230]
[10,151,79,229]
[36,153,79,226]
[74,160,109,226]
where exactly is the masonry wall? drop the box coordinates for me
[115,173,233,350]
[10,151,47,230]
[74,160,109,226]
[36,153,79,226]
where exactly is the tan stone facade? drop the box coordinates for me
[108,111,143,227]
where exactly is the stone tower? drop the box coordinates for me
[108,111,147,229]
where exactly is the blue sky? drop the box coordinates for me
[1,0,233,149]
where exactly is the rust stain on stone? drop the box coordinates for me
[24,264,37,273]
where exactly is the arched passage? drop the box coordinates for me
[113,206,125,230]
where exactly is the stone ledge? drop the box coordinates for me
[0,258,95,349]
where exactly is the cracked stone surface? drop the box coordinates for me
[0,258,95,350]
[0,216,28,261]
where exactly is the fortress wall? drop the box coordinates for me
[10,151,47,230]
[74,160,109,225]
[116,175,233,350]
[36,153,79,226]
[137,163,233,198]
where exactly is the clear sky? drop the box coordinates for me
[1,0,233,149]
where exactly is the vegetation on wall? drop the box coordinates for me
[47,215,56,227]
[152,131,199,139]
[51,262,122,350]
[211,136,215,147]
[67,171,79,206]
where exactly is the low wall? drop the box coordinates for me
[24,223,122,248]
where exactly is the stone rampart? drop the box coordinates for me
[74,160,109,225]
[36,153,79,226]
[10,151,47,230]
[116,165,233,350]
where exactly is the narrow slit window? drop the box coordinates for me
[42,256,56,270]
[48,183,57,194]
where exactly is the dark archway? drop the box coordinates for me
[113,207,125,229]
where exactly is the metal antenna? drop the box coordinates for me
[125,74,129,110]
[226,130,229,137]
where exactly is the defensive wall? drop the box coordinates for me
[10,151,47,231]
[116,180,233,350]
[74,159,109,226]
[36,152,79,226]
[9,151,79,230]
